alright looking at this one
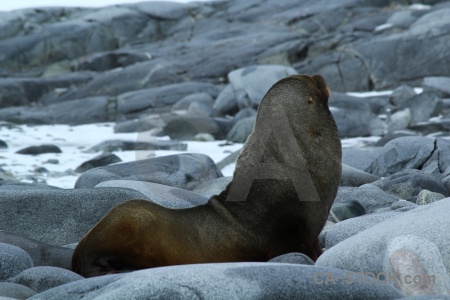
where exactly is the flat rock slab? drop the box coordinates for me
[95,180,209,208]
[0,188,149,245]
[75,153,223,190]
[30,263,402,299]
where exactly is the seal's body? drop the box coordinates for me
[72,75,342,277]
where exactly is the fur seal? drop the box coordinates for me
[72,75,342,277]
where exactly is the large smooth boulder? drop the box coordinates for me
[0,188,149,245]
[317,197,450,297]
[75,153,223,190]
[30,263,402,299]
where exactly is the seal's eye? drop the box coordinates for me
[307,96,313,104]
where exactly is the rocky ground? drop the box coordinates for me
[1,0,450,298]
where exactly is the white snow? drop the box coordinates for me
[0,123,242,188]
[374,23,393,32]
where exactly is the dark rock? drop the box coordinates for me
[297,7,450,91]
[44,159,59,164]
[371,169,448,202]
[334,185,400,213]
[268,253,314,265]
[163,116,232,141]
[75,153,223,190]
[16,144,62,155]
[8,267,83,293]
[75,152,122,173]
[330,200,366,222]
[34,167,49,174]
[0,231,73,270]
[0,74,93,108]
[74,49,150,72]
[226,116,256,143]
[0,139,7,148]
[341,163,379,187]
[0,96,111,125]
[0,188,150,245]
[85,139,187,153]
[0,243,33,281]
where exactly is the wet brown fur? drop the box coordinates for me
[71,75,342,277]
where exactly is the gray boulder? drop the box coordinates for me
[75,152,122,173]
[268,253,314,265]
[0,243,34,281]
[317,197,450,297]
[423,76,450,97]
[8,267,83,293]
[30,263,402,299]
[416,189,446,205]
[341,163,380,187]
[172,92,214,111]
[330,200,366,222]
[399,91,442,125]
[330,92,383,138]
[368,136,436,177]
[0,282,36,299]
[192,177,233,198]
[226,116,256,143]
[0,188,149,245]
[0,231,73,270]
[85,139,187,153]
[389,85,417,107]
[95,180,209,208]
[75,153,223,190]
[324,211,401,249]
[227,65,297,110]
[342,147,386,172]
[162,116,232,141]
[334,185,400,213]
[371,169,448,202]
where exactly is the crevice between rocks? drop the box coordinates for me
[418,138,438,171]
[342,47,375,91]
